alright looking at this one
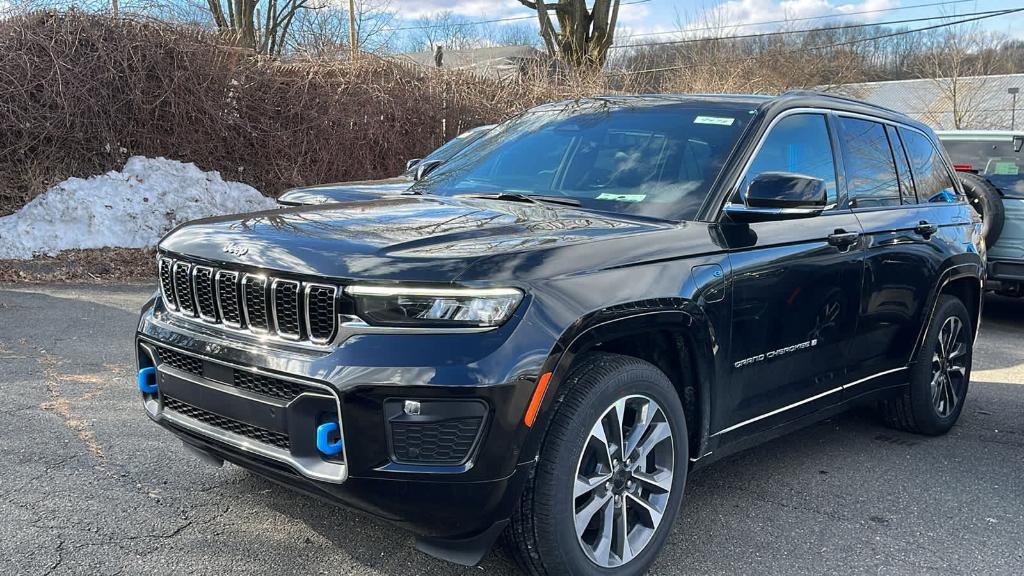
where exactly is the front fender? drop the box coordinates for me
[517,299,721,467]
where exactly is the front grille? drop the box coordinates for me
[157,255,339,345]
[173,262,196,315]
[242,275,270,332]
[306,285,338,343]
[193,267,218,321]
[216,271,242,327]
[233,369,317,402]
[272,280,301,338]
[159,258,176,310]
[158,347,203,376]
[164,396,290,450]
[391,417,483,464]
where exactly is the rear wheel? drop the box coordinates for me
[880,295,973,435]
[507,353,687,576]
[957,172,1005,246]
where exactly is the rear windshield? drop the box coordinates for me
[940,138,1024,196]
[413,102,753,221]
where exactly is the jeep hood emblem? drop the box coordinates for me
[223,243,250,257]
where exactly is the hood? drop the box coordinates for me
[159,195,671,282]
[277,177,413,206]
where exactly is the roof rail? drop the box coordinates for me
[779,89,906,116]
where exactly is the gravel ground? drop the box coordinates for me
[1,284,1021,575]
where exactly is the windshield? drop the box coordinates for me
[412,101,753,220]
[940,137,1024,195]
[405,126,492,176]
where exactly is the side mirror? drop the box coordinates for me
[725,171,828,221]
[414,159,444,181]
[406,158,421,172]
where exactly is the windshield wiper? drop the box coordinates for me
[459,192,582,207]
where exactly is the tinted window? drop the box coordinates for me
[886,125,917,204]
[838,117,900,208]
[902,129,958,203]
[741,113,837,204]
[417,102,752,221]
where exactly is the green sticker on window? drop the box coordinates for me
[993,162,1020,175]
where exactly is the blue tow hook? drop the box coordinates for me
[138,367,158,394]
[316,422,344,456]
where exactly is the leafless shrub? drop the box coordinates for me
[0,10,564,216]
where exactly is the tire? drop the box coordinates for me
[879,295,973,436]
[957,172,1005,246]
[507,353,688,576]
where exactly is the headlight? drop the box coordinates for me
[344,286,523,328]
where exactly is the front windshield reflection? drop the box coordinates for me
[413,98,754,221]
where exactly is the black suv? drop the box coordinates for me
[137,92,983,575]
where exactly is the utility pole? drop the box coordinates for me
[348,0,358,61]
[111,0,118,17]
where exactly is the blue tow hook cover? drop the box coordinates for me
[138,367,158,394]
[316,422,344,456]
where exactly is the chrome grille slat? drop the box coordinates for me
[157,256,337,346]
[272,279,302,340]
[305,284,338,344]
[193,266,218,322]
[242,274,270,333]
[216,271,242,328]
[159,257,177,311]
[173,261,196,316]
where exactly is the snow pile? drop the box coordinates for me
[0,157,277,260]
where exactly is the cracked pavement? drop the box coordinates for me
[1,284,1022,575]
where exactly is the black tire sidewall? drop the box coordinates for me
[909,296,973,434]
[536,355,688,576]
[958,172,1005,246]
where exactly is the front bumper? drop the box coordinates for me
[135,299,540,542]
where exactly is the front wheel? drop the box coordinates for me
[507,353,688,575]
[880,295,973,435]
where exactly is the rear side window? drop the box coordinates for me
[741,113,838,204]
[837,117,901,208]
[886,125,918,204]
[901,129,959,203]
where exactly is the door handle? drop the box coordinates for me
[827,229,860,247]
[915,220,938,238]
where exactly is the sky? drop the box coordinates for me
[384,0,1024,43]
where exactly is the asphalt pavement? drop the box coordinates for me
[1,283,1021,575]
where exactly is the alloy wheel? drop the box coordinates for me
[573,395,675,568]
[931,316,968,418]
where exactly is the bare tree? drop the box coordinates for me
[205,0,312,54]
[400,10,488,53]
[914,27,1010,129]
[290,0,396,56]
[518,0,620,69]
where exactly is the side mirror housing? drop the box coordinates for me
[414,159,444,181]
[406,158,421,172]
[725,172,828,221]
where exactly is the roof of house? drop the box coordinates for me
[824,73,1024,130]
[395,45,547,75]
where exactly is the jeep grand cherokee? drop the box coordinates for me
[136,92,983,575]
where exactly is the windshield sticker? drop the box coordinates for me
[596,193,646,202]
[993,162,1020,175]
[694,116,735,126]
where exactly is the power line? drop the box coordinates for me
[624,0,991,39]
[609,8,1024,76]
[382,0,652,32]
[610,8,1013,51]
